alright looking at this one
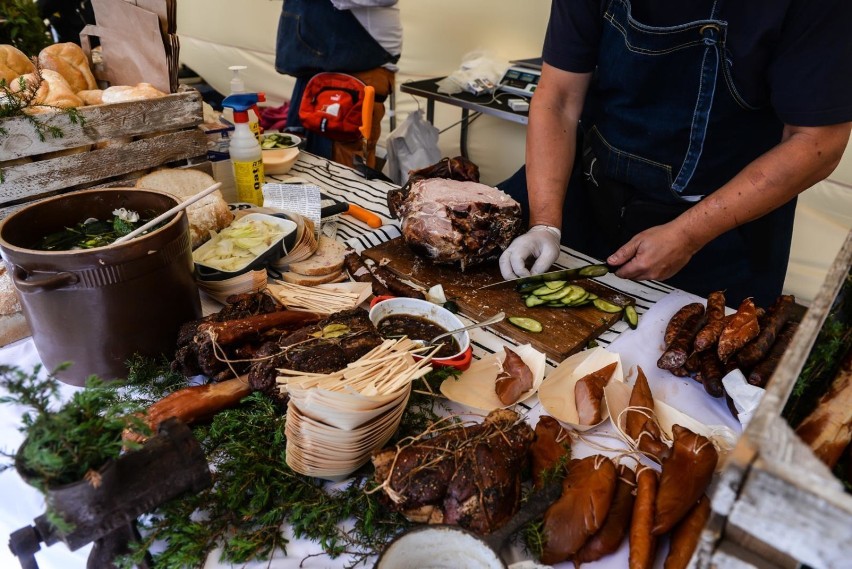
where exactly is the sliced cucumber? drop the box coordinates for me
[544,280,567,290]
[563,291,590,307]
[592,298,623,313]
[539,286,574,301]
[562,285,587,305]
[508,316,543,333]
[525,295,547,308]
[532,282,564,296]
[587,293,599,301]
[546,301,565,307]
[624,305,639,329]
[578,264,610,278]
[517,281,542,293]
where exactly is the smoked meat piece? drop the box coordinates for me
[541,455,617,564]
[343,250,391,297]
[574,361,618,426]
[698,350,725,398]
[625,367,670,462]
[664,495,711,569]
[629,467,659,569]
[737,295,795,369]
[795,348,852,468]
[495,346,534,405]
[748,322,798,387]
[371,408,533,534]
[658,310,705,371]
[664,303,705,347]
[717,298,760,362]
[653,425,718,535]
[694,291,726,352]
[530,415,571,489]
[574,463,637,564]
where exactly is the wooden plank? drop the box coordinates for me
[710,539,795,569]
[727,454,852,569]
[362,237,633,361]
[0,161,213,220]
[0,90,202,160]
[0,129,207,205]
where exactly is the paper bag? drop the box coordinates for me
[81,0,170,92]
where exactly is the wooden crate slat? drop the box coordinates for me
[727,456,852,568]
[0,130,207,205]
[0,91,202,160]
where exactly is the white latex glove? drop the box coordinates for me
[499,225,561,280]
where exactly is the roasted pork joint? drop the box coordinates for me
[387,177,522,269]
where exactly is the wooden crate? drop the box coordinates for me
[697,230,852,568]
[0,88,208,218]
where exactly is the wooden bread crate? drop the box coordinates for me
[697,230,852,568]
[0,87,208,219]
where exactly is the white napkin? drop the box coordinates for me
[722,369,765,427]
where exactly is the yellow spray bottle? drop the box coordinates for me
[222,93,266,205]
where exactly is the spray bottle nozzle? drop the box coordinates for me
[222,92,264,112]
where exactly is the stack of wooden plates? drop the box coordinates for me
[278,339,432,480]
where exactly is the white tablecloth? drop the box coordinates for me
[0,153,739,569]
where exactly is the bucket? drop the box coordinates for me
[0,188,201,385]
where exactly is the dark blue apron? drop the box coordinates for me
[275,0,399,156]
[573,0,795,306]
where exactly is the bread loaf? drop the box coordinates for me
[135,169,234,249]
[9,69,83,112]
[287,236,346,276]
[102,83,166,104]
[0,44,35,84]
[77,89,103,106]
[38,42,98,92]
[0,266,30,347]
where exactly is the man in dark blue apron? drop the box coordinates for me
[499,0,852,306]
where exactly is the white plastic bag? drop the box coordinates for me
[436,50,508,95]
[384,110,442,185]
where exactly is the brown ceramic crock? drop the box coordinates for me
[0,188,201,385]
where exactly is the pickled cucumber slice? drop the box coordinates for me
[508,316,543,333]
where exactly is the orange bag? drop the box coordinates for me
[298,72,365,141]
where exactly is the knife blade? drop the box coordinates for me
[477,263,610,290]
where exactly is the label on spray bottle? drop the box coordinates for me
[233,159,265,205]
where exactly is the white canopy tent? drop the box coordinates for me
[176,0,852,304]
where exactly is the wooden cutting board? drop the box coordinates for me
[362,238,635,362]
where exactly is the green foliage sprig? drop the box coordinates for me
[0,364,150,492]
[115,360,450,569]
[0,0,52,56]
[0,66,85,139]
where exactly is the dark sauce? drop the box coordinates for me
[377,314,460,358]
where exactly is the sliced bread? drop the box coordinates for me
[135,168,234,249]
[281,269,345,286]
[287,235,346,276]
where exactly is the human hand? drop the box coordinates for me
[607,222,701,282]
[499,225,562,280]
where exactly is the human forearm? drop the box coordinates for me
[525,65,591,229]
[675,123,852,251]
[608,122,851,281]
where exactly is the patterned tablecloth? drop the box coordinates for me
[0,153,740,569]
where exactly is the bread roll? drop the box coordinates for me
[0,44,35,85]
[38,42,98,92]
[77,89,103,106]
[135,168,234,249]
[10,69,83,112]
[102,83,166,104]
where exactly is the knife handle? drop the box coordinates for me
[346,203,383,228]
